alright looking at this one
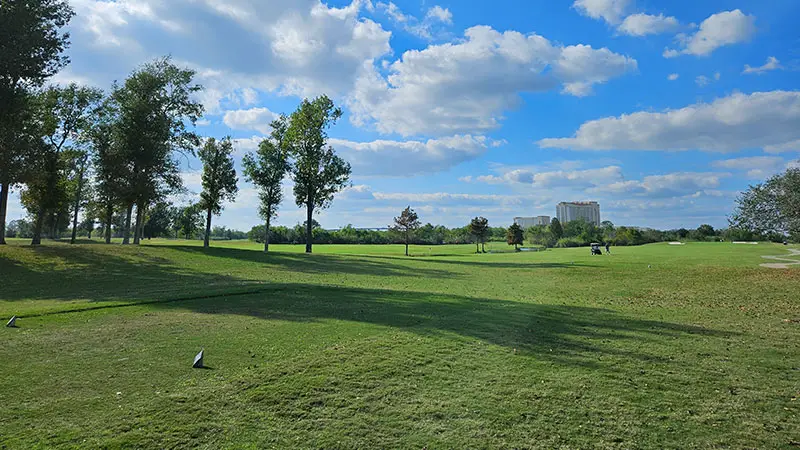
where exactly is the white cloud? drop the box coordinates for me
[467,166,624,188]
[330,135,495,176]
[377,2,452,39]
[572,0,632,25]
[538,91,800,153]
[426,6,453,24]
[231,136,265,156]
[712,156,789,179]
[618,13,679,36]
[695,75,710,86]
[743,56,782,75]
[223,107,279,134]
[667,73,679,81]
[664,10,756,58]
[349,26,636,136]
[67,0,391,106]
[764,140,800,154]
[591,172,729,198]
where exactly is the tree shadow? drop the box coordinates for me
[355,253,596,270]
[162,245,457,279]
[0,245,257,304]
[153,283,735,369]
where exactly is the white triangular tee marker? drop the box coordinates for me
[193,349,204,368]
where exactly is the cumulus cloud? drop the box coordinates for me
[667,73,679,81]
[711,156,789,179]
[743,56,782,75]
[664,10,756,58]
[349,26,636,136]
[618,13,679,36]
[426,6,453,24]
[572,0,632,25]
[330,135,496,176]
[591,172,729,198]
[66,0,391,106]
[538,91,800,153]
[467,166,624,188]
[377,2,453,39]
[223,107,279,134]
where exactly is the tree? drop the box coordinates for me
[695,224,716,240]
[111,57,203,245]
[0,0,74,244]
[550,218,563,240]
[390,206,421,256]
[286,96,351,254]
[142,201,176,239]
[88,102,126,244]
[66,149,92,244]
[506,223,524,250]
[469,216,490,253]
[242,116,290,253]
[731,169,800,240]
[27,84,103,245]
[177,204,203,240]
[198,137,238,248]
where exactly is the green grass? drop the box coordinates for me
[1,240,798,448]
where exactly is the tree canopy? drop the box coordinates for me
[730,168,800,240]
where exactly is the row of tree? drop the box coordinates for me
[0,1,353,253]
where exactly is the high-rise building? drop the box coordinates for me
[556,202,600,226]
[514,216,551,228]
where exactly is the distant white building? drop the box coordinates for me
[514,216,551,229]
[556,202,601,226]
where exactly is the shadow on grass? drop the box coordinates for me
[0,243,455,304]
[0,245,252,303]
[162,245,456,279]
[355,253,596,270]
[153,283,734,368]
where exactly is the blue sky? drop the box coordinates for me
[7,0,800,230]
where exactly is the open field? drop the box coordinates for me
[1,240,799,448]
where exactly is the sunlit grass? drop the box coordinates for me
[1,240,798,448]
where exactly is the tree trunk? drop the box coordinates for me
[482,242,486,253]
[0,183,8,245]
[204,207,212,248]
[70,157,87,245]
[264,217,270,253]
[88,229,92,239]
[31,207,45,246]
[104,203,113,244]
[476,242,479,253]
[134,202,147,245]
[405,242,409,257]
[305,203,314,254]
[122,203,133,245]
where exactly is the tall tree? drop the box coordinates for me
[550,218,563,240]
[0,0,74,244]
[111,57,203,245]
[198,137,238,248]
[66,149,91,244]
[142,201,177,239]
[470,216,490,253]
[390,206,421,256]
[286,96,351,253]
[506,223,524,251]
[242,116,290,253]
[88,101,125,244]
[28,84,102,245]
[731,168,800,240]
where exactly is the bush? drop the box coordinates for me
[555,237,587,248]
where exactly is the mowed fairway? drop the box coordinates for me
[1,241,798,448]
